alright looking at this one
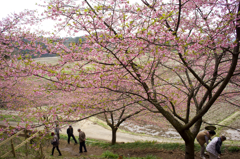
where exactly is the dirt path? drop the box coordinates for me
[61,119,183,143]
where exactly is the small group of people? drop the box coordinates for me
[196,130,226,159]
[50,125,87,156]
[50,124,226,158]
[67,125,87,153]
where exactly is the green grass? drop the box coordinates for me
[85,138,200,152]
[59,134,69,140]
[215,111,240,136]
[101,150,160,159]
[228,146,240,152]
[125,154,159,159]
[101,150,119,158]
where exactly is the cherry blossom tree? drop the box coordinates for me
[43,84,149,145]
[1,0,240,158]
[37,0,240,158]
[220,70,240,108]
[101,93,147,145]
[0,10,64,131]
[0,11,31,108]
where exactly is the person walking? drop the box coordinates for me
[54,124,61,140]
[206,136,226,159]
[67,125,78,144]
[196,130,216,159]
[78,129,87,153]
[51,132,62,156]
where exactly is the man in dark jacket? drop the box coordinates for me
[67,125,77,144]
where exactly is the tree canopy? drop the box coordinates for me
[1,0,240,159]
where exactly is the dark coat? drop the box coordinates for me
[79,131,86,142]
[67,127,73,135]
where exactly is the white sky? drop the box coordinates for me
[0,0,140,19]
[0,0,139,37]
[0,0,41,19]
[0,0,70,36]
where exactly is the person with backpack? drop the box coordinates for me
[67,125,78,144]
[51,132,62,156]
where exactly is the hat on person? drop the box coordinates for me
[209,130,216,135]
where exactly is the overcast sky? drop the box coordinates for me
[0,0,140,19]
[0,0,70,36]
[0,0,139,37]
[0,0,41,19]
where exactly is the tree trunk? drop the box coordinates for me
[184,139,195,159]
[111,128,117,145]
[178,129,196,159]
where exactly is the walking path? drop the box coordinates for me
[0,110,183,143]
[61,119,183,143]
[0,119,183,144]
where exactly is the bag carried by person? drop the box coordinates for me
[51,140,58,145]
[51,137,58,145]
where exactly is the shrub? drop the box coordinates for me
[101,150,119,159]
[145,154,158,159]
[228,146,240,152]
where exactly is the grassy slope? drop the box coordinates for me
[1,133,240,159]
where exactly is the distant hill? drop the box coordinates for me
[12,36,86,58]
